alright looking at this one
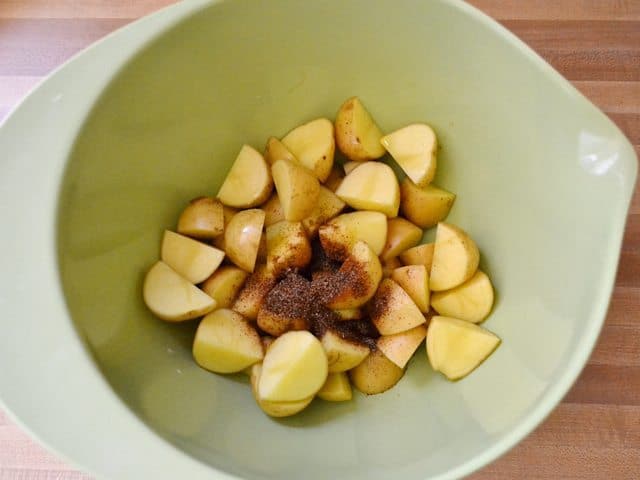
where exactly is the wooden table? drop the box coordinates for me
[0,1,638,479]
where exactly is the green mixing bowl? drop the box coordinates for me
[0,1,636,479]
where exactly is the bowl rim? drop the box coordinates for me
[0,0,637,479]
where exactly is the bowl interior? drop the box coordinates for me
[57,0,636,478]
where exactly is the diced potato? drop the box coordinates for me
[318,372,352,401]
[212,205,238,250]
[377,325,427,368]
[324,165,344,192]
[160,230,225,284]
[335,97,386,162]
[257,273,311,337]
[192,309,263,373]
[431,270,494,323]
[263,136,296,165]
[258,331,328,402]
[217,145,273,208]
[380,217,423,261]
[349,349,404,395]
[391,265,430,313]
[343,161,361,175]
[301,186,346,237]
[281,118,335,182]
[426,316,500,380]
[399,243,435,271]
[262,194,285,227]
[320,329,370,373]
[201,266,248,309]
[318,210,387,259]
[232,265,277,320]
[400,179,456,229]
[224,209,265,273]
[335,161,400,217]
[430,222,479,291]
[316,240,382,310]
[380,124,437,187]
[177,197,224,239]
[266,221,312,277]
[272,159,320,221]
[370,278,426,335]
[250,363,314,417]
[143,261,217,321]
[381,256,402,278]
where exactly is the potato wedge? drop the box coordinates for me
[380,217,423,261]
[318,210,387,259]
[349,349,404,395]
[224,209,265,273]
[399,243,435,271]
[272,159,320,221]
[400,179,456,229]
[377,325,427,368]
[259,331,328,402]
[430,222,480,291]
[335,97,386,162]
[232,265,277,320]
[217,145,273,208]
[317,372,352,402]
[431,270,494,323]
[250,363,313,417]
[301,186,346,237]
[426,316,500,380]
[266,221,312,277]
[370,278,426,335]
[262,194,285,227]
[380,124,437,187]
[335,161,400,217]
[177,197,224,240]
[391,265,430,313]
[281,118,335,182]
[192,309,263,373]
[263,136,296,165]
[161,230,225,284]
[143,261,216,321]
[201,266,248,309]
[320,329,370,373]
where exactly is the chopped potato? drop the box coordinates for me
[217,145,273,208]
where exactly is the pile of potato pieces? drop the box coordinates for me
[142,97,500,418]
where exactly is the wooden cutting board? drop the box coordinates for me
[0,1,638,479]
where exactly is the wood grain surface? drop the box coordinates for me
[0,1,638,479]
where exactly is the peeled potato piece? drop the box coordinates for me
[192,309,263,374]
[430,222,480,291]
[272,159,320,222]
[217,145,273,208]
[399,243,435,271]
[380,217,423,261]
[320,329,370,373]
[262,194,285,227]
[349,349,404,395]
[250,363,314,417]
[370,278,426,335]
[281,118,335,182]
[318,372,353,402]
[143,261,216,321]
[391,265,430,313]
[266,221,312,277]
[264,136,296,165]
[177,197,224,240]
[319,210,387,259]
[232,265,277,320]
[301,186,346,237]
[161,230,225,284]
[380,124,437,187]
[377,324,427,368]
[335,162,400,218]
[400,179,456,229]
[258,331,328,402]
[224,209,265,273]
[201,266,248,309]
[426,316,500,380]
[335,97,386,162]
[431,270,494,323]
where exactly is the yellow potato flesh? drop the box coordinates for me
[317,372,352,402]
[400,179,456,229]
[318,210,387,259]
[224,209,265,273]
[250,364,314,417]
[320,330,370,373]
[349,349,404,395]
[391,265,430,313]
[271,159,320,221]
[265,220,312,276]
[343,161,361,175]
[161,230,225,284]
[380,217,423,261]
[381,124,437,187]
[192,309,263,374]
[262,194,285,227]
[217,145,273,208]
[301,186,346,237]
[177,197,224,239]
[371,278,426,335]
[263,136,296,165]
[426,316,500,380]
[430,222,480,291]
[200,266,248,309]
[377,324,427,368]
[335,97,386,162]
[281,118,335,182]
[335,161,400,217]
[431,270,494,323]
[143,261,216,322]
[399,243,435,271]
